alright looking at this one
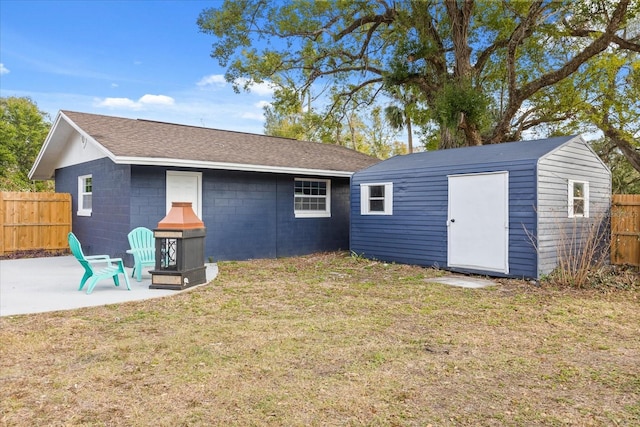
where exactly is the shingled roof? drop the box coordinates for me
[30,110,379,180]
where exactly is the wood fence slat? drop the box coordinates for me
[611,194,640,267]
[0,192,72,255]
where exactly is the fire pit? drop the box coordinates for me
[150,202,207,290]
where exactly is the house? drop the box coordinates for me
[350,135,611,279]
[29,110,379,264]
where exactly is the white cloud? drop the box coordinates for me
[111,83,119,88]
[96,94,175,110]
[241,111,265,121]
[197,74,227,87]
[255,100,271,109]
[138,94,175,106]
[248,81,275,97]
[97,97,140,109]
[0,63,9,75]
[234,78,276,97]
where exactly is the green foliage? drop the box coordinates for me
[433,81,491,132]
[0,97,52,191]
[591,138,640,194]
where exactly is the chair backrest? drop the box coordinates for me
[128,227,155,256]
[68,232,86,261]
[68,232,93,275]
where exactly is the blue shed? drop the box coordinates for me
[350,135,611,279]
[30,111,379,265]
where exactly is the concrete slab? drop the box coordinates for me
[425,275,497,289]
[0,256,218,316]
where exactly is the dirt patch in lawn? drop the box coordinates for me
[1,252,638,426]
[0,249,69,260]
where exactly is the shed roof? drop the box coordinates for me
[357,135,580,174]
[30,110,379,180]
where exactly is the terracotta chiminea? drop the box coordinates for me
[157,202,204,230]
[150,202,206,290]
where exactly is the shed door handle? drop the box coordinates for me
[450,219,455,223]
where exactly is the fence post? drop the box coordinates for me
[0,192,5,255]
[611,194,640,267]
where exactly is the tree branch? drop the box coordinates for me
[490,0,631,143]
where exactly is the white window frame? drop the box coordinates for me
[294,178,331,218]
[568,180,589,218]
[360,182,393,215]
[77,174,93,217]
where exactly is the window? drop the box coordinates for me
[78,174,92,216]
[361,182,393,215]
[568,180,589,218]
[294,178,331,218]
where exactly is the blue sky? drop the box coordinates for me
[0,0,273,134]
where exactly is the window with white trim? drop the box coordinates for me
[360,182,393,215]
[294,178,331,218]
[568,180,589,218]
[77,174,93,216]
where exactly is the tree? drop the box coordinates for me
[198,0,639,158]
[0,97,52,191]
[577,51,640,173]
[383,85,426,153]
[592,138,640,194]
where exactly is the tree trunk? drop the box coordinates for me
[602,127,640,173]
[462,118,482,146]
[439,127,456,149]
[406,116,413,153]
[445,0,484,146]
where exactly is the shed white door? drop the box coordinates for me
[166,171,202,218]
[447,171,509,274]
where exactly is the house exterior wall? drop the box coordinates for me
[351,160,539,278]
[59,162,352,264]
[536,140,611,276]
[55,158,132,259]
[130,167,352,262]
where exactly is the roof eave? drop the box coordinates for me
[114,156,356,177]
[29,111,117,180]
[28,112,64,180]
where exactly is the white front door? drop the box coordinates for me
[166,171,202,218]
[447,171,509,274]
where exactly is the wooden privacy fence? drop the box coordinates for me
[611,194,640,267]
[0,192,72,255]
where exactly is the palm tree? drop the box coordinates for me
[384,104,414,153]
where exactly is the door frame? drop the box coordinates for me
[447,171,509,274]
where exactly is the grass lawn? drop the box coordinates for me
[1,252,639,426]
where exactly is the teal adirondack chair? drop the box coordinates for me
[126,227,156,282]
[68,232,131,294]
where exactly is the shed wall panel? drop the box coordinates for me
[537,140,611,276]
[351,161,538,278]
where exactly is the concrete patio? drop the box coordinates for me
[0,256,218,316]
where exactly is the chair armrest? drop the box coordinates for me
[85,255,111,261]
[86,256,124,265]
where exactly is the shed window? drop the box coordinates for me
[568,180,589,218]
[78,174,92,216]
[360,182,393,215]
[294,178,331,218]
